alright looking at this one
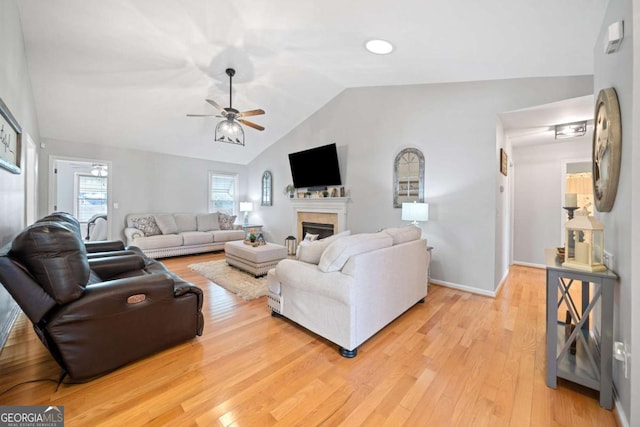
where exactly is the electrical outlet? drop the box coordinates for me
[614,341,629,378]
[603,251,614,271]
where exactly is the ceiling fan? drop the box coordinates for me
[187,68,265,145]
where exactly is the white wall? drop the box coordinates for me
[0,0,41,348]
[38,140,247,241]
[594,0,634,421]
[495,119,512,289]
[248,76,593,294]
[0,0,40,245]
[512,138,591,266]
[631,0,640,422]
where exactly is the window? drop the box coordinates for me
[75,174,107,222]
[209,172,238,215]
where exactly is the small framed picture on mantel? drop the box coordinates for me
[500,148,508,176]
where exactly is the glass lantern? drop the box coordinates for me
[285,236,297,256]
[562,214,606,272]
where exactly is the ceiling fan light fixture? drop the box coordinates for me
[91,164,108,177]
[188,67,264,145]
[555,121,587,139]
[365,39,394,55]
[215,118,245,146]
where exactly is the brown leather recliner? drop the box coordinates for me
[0,217,204,381]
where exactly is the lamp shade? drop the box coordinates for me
[240,202,253,212]
[402,202,429,224]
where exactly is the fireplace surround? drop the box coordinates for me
[290,198,349,241]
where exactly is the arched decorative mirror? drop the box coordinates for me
[262,170,273,206]
[393,148,424,208]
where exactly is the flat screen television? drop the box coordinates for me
[288,143,342,189]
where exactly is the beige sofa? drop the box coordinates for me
[267,226,429,357]
[124,213,245,258]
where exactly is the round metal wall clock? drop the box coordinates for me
[592,87,622,212]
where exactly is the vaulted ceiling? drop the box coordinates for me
[17,0,607,165]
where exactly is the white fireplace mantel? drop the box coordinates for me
[290,197,350,235]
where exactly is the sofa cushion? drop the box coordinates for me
[318,232,393,272]
[174,214,197,233]
[132,234,183,250]
[218,213,237,230]
[155,214,178,235]
[211,230,245,242]
[10,222,89,304]
[181,231,214,246]
[383,225,422,245]
[197,213,220,231]
[296,230,351,264]
[131,216,162,237]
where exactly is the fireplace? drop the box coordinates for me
[290,198,349,241]
[302,222,334,240]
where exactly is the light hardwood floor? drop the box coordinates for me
[0,253,619,426]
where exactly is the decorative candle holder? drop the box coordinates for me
[562,214,606,272]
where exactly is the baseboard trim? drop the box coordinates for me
[614,387,629,427]
[511,260,546,269]
[430,279,496,298]
[0,300,20,352]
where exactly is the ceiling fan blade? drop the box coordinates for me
[186,114,218,117]
[238,109,265,118]
[206,99,225,111]
[239,119,265,131]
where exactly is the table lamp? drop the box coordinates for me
[240,202,253,226]
[402,202,429,226]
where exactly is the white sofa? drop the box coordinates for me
[124,213,245,258]
[267,226,429,357]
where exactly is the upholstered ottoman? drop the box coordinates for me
[224,241,288,277]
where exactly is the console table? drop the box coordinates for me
[544,248,617,409]
[241,224,263,232]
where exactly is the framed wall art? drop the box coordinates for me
[393,147,424,208]
[0,97,22,174]
[261,170,273,206]
[500,148,508,176]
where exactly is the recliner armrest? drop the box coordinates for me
[86,249,142,260]
[88,254,146,280]
[85,240,125,253]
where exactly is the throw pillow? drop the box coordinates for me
[218,213,237,230]
[154,214,178,235]
[318,232,393,272]
[197,213,220,232]
[296,230,351,264]
[304,233,319,241]
[131,216,162,237]
[383,225,422,245]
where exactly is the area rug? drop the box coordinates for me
[188,260,268,300]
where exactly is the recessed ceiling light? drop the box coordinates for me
[365,39,393,55]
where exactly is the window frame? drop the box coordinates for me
[208,172,239,215]
[74,173,108,222]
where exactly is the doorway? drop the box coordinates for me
[24,133,38,225]
[560,159,592,242]
[49,156,112,240]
